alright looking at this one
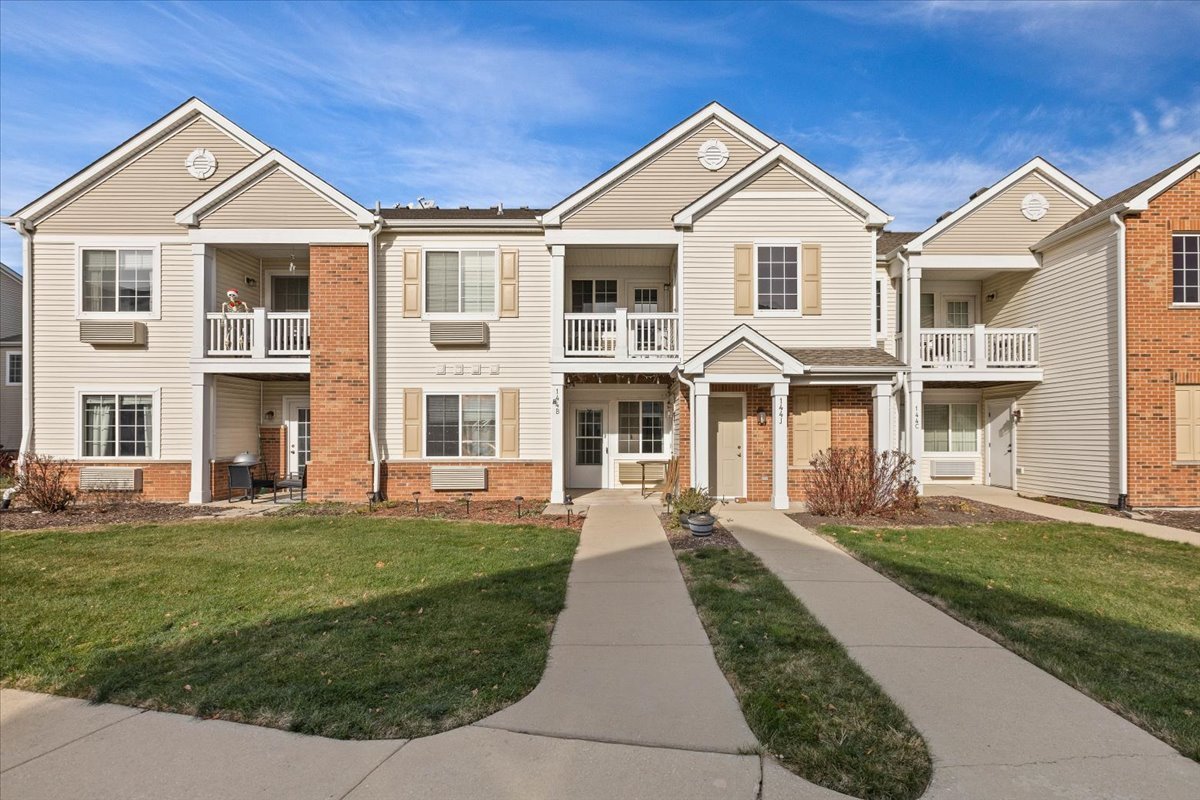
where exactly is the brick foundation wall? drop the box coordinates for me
[62,462,190,502]
[382,461,552,500]
[672,380,691,491]
[1124,171,1200,506]
[307,245,373,502]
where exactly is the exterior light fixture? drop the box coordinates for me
[757,407,768,426]
[564,494,574,525]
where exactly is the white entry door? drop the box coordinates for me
[709,396,745,498]
[987,399,1014,488]
[568,406,605,488]
[284,397,311,476]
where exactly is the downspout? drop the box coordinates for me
[13,217,34,468]
[675,369,697,489]
[368,217,384,500]
[1109,214,1129,510]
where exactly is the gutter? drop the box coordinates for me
[1033,206,1125,252]
[673,369,698,489]
[367,217,383,499]
[1110,213,1130,509]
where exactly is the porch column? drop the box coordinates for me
[191,243,213,359]
[771,381,790,510]
[692,380,710,491]
[550,372,565,504]
[906,265,922,368]
[872,383,894,453]
[550,245,565,361]
[908,379,924,494]
[188,373,214,504]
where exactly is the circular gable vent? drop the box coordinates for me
[185,148,218,180]
[697,139,730,171]
[1021,192,1050,221]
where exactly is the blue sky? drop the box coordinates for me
[2,0,1198,271]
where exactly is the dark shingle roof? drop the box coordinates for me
[379,206,545,221]
[877,231,920,256]
[0,334,20,345]
[1050,152,1199,236]
[786,347,906,368]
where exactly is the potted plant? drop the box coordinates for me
[674,487,716,531]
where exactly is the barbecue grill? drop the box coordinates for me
[227,451,274,503]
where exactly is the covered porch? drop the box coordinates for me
[200,243,311,362]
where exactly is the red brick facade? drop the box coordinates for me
[1124,171,1200,506]
[307,245,373,502]
[382,461,551,500]
[62,462,191,502]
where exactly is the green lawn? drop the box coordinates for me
[1,517,577,739]
[678,546,931,800]
[826,522,1200,760]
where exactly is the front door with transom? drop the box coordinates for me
[986,399,1014,489]
[283,396,311,476]
[568,405,605,488]
[709,396,745,498]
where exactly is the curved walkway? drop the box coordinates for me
[721,505,1200,800]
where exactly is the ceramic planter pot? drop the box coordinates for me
[688,513,715,536]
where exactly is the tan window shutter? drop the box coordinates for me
[500,389,520,458]
[791,389,831,466]
[404,388,423,458]
[500,249,519,318]
[734,243,753,315]
[403,250,421,318]
[1177,385,1200,461]
[802,244,822,315]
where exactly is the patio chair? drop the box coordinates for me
[274,465,306,503]
[227,462,277,503]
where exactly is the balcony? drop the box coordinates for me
[563,310,679,360]
[206,309,310,358]
[918,325,1038,370]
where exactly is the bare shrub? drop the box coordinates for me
[0,451,15,490]
[15,453,76,512]
[806,448,918,517]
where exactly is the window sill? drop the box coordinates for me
[1172,461,1200,466]
[76,312,159,322]
[76,457,160,463]
[754,311,803,319]
[421,314,499,322]
[1169,303,1200,309]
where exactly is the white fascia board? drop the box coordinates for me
[188,228,372,244]
[681,324,806,376]
[674,145,891,228]
[543,229,683,246]
[14,98,269,222]
[190,358,311,375]
[541,102,777,227]
[904,157,1100,254]
[909,254,1040,270]
[1032,209,1119,252]
[1125,153,1200,211]
[911,367,1044,383]
[176,151,373,226]
[550,360,677,374]
[805,365,906,374]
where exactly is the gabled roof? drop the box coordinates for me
[174,150,374,227]
[541,102,777,227]
[681,325,807,377]
[8,98,268,224]
[785,347,906,370]
[673,145,891,228]
[1038,151,1200,247]
[901,157,1100,254]
[877,231,920,258]
[1,262,21,283]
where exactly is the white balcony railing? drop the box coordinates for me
[919,325,1038,369]
[564,310,679,359]
[206,309,310,358]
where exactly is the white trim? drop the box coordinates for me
[921,400,979,455]
[176,150,373,226]
[542,103,776,227]
[753,240,804,318]
[707,391,748,500]
[904,157,1100,254]
[681,324,807,376]
[74,387,161,461]
[282,394,310,475]
[566,402,608,489]
[12,98,268,223]
[985,397,1017,489]
[543,229,683,246]
[674,145,891,228]
[614,398,669,458]
[909,367,1044,383]
[383,217,542,229]
[874,273,887,339]
[74,243,162,321]
[4,351,21,386]
[421,247,501,320]
[263,268,310,311]
[190,358,310,375]
[908,254,1040,270]
[422,389,501,460]
[33,234,189,244]
[550,360,677,374]
[188,228,372,244]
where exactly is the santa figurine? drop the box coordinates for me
[222,288,251,313]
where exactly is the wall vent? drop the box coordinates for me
[930,460,975,478]
[79,466,143,492]
[79,321,147,346]
[430,465,488,490]
[429,321,489,347]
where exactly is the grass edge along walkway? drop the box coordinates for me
[675,544,931,800]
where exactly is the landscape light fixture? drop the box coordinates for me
[514,496,524,518]
[412,491,421,513]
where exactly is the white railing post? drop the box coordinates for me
[972,324,986,368]
[614,308,629,359]
[252,307,267,359]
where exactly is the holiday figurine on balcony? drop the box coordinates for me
[222,288,251,313]
[221,289,252,351]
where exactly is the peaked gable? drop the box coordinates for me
[200,168,360,229]
[743,163,815,192]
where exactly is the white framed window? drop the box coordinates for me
[755,243,800,314]
[424,249,498,317]
[1173,233,1199,305]
[76,244,160,319]
[425,392,497,458]
[617,400,665,455]
[923,403,977,453]
[874,275,886,337]
[4,352,20,386]
[76,388,159,459]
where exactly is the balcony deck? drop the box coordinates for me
[563,310,679,364]
[914,325,1041,381]
[196,309,310,374]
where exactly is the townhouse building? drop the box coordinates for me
[3,99,1196,507]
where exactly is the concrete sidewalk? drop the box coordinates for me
[926,484,1200,546]
[722,505,1200,800]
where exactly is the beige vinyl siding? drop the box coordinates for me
[682,193,876,357]
[877,266,899,355]
[377,232,552,461]
[923,173,1091,255]
[707,344,777,374]
[201,169,360,229]
[29,241,194,459]
[1,269,20,338]
[743,164,815,192]
[260,381,310,425]
[563,121,764,229]
[36,117,259,235]
[980,223,1121,502]
[214,249,261,309]
[213,376,260,458]
[0,347,20,450]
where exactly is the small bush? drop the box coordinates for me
[806,448,917,518]
[0,451,15,491]
[674,486,716,516]
[16,453,76,512]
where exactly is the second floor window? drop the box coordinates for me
[426,250,496,315]
[82,249,153,314]
[1174,234,1198,304]
[572,279,617,313]
[756,245,798,311]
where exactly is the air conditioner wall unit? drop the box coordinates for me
[930,460,975,478]
[430,466,488,490]
[79,466,143,492]
[429,321,489,347]
[79,321,147,346]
